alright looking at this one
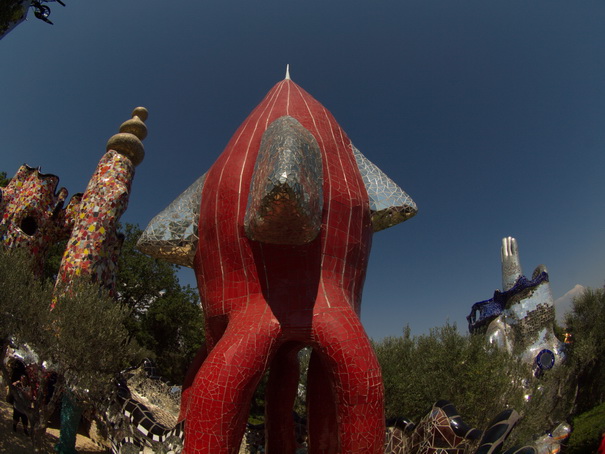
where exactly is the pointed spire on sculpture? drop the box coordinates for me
[285,64,291,80]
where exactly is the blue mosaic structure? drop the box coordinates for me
[467,237,565,373]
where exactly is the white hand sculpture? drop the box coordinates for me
[501,236,522,291]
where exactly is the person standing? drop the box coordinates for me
[11,374,32,435]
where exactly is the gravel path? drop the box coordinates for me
[0,398,107,453]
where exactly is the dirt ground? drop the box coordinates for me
[0,398,107,454]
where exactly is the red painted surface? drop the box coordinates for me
[182,79,384,454]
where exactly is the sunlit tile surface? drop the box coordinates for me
[137,174,206,267]
[352,146,417,231]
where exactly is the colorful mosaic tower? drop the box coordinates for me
[139,71,417,454]
[0,164,79,274]
[56,107,148,294]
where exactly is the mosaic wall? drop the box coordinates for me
[0,164,78,274]
[107,395,569,454]
[108,361,184,454]
[467,237,565,373]
[56,107,147,295]
[386,400,481,454]
[381,400,569,454]
[139,74,417,454]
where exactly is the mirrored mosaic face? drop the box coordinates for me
[244,115,323,245]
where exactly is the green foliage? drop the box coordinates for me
[116,223,204,384]
[0,247,135,450]
[52,280,135,399]
[374,323,528,429]
[248,346,311,423]
[565,287,605,414]
[566,402,605,454]
[116,223,184,316]
[0,247,134,399]
[249,371,269,422]
[374,286,605,447]
[42,238,67,281]
[506,364,574,448]
[137,286,204,383]
[2,220,205,385]
[0,247,53,343]
[0,171,10,187]
[0,0,28,36]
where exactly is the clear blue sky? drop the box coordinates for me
[2,0,604,339]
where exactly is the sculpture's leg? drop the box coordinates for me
[179,343,208,421]
[265,343,301,454]
[183,306,281,454]
[180,315,228,420]
[312,302,384,454]
[307,349,339,454]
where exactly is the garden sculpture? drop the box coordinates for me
[0,164,79,274]
[138,69,417,453]
[55,107,148,295]
[467,237,565,373]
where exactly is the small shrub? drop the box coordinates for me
[566,402,605,454]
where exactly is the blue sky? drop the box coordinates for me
[2,0,605,339]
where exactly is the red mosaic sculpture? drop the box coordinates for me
[174,76,411,454]
[139,72,416,453]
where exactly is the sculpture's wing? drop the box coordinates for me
[352,146,417,232]
[136,174,206,267]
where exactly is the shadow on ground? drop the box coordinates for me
[0,398,107,453]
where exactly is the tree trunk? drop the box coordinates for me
[30,418,48,453]
[29,368,64,452]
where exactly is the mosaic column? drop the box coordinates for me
[56,107,147,294]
